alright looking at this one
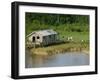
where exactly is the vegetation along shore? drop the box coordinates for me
[26,41,89,55]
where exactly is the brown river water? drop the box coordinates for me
[25,50,89,68]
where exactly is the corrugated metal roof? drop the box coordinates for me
[26,29,57,37]
[36,29,57,36]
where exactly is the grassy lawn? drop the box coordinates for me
[57,31,89,42]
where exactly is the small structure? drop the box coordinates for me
[26,29,58,46]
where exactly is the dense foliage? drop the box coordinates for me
[25,12,89,36]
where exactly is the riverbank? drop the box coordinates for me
[29,42,89,55]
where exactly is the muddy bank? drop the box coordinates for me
[26,42,89,55]
[30,47,89,55]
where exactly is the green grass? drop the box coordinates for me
[58,31,89,42]
[51,24,89,42]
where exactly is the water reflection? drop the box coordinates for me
[25,50,89,68]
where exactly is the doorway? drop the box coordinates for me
[32,36,35,42]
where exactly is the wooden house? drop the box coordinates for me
[26,29,58,46]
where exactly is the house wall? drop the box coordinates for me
[35,34,43,43]
[42,34,58,45]
[27,34,43,43]
[28,34,35,42]
[27,33,58,45]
